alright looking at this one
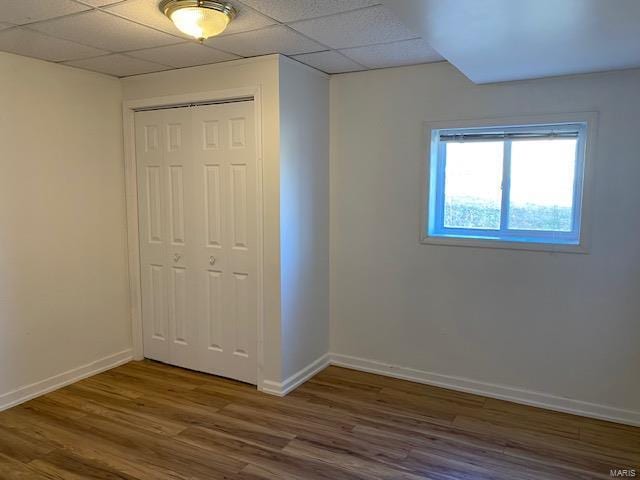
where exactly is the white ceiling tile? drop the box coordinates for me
[0,0,89,25]
[105,0,190,38]
[64,53,170,76]
[205,25,323,57]
[106,0,275,39]
[238,0,381,23]
[0,27,108,62]
[290,5,416,49]
[127,42,239,68]
[341,39,444,69]
[220,2,277,35]
[77,0,126,5]
[292,50,364,74]
[29,10,180,52]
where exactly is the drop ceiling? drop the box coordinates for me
[0,0,443,77]
[383,0,640,84]
[4,0,639,82]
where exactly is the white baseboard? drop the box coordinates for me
[20,347,627,427]
[261,353,330,396]
[0,349,133,412]
[330,353,640,427]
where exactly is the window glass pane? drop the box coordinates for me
[443,142,503,229]
[508,139,577,232]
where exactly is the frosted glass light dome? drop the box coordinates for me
[160,0,236,41]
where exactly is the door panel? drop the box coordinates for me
[135,101,257,384]
[170,266,187,344]
[168,166,186,245]
[145,166,163,243]
[230,164,248,249]
[204,165,223,247]
[206,270,223,352]
[149,264,166,341]
[231,272,250,357]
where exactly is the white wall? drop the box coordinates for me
[330,62,640,423]
[278,57,330,381]
[0,53,131,407]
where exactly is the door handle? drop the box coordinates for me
[173,253,181,262]
[209,256,216,266]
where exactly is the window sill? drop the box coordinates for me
[420,234,589,254]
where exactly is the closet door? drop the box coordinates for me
[192,101,257,384]
[135,101,257,385]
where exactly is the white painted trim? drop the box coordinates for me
[419,235,588,254]
[122,86,266,383]
[0,349,133,412]
[329,353,640,427]
[261,353,330,396]
[123,97,143,361]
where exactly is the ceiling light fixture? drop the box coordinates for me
[160,0,236,41]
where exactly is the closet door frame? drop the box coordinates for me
[123,86,265,389]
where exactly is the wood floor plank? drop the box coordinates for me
[77,412,248,479]
[281,438,424,480]
[404,440,600,480]
[237,463,305,480]
[0,424,57,464]
[177,425,392,480]
[218,400,412,470]
[292,380,457,428]
[28,450,141,480]
[3,401,245,479]
[0,360,637,480]
[0,407,191,479]
[45,388,188,437]
[93,370,233,411]
[213,391,359,434]
[0,453,50,480]
[580,421,640,454]
[315,367,487,406]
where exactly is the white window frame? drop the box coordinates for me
[421,113,597,254]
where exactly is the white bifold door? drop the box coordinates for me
[135,101,257,384]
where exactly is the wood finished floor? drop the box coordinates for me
[0,361,638,479]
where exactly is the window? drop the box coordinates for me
[424,118,592,251]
